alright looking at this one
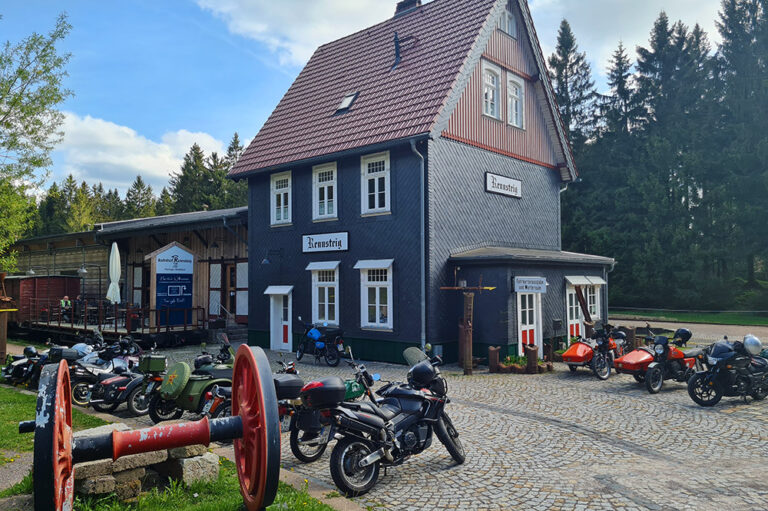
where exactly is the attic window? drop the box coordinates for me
[336,92,359,114]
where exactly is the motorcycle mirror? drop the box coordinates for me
[372,373,381,381]
[298,315,302,322]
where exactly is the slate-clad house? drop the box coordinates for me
[229,0,614,363]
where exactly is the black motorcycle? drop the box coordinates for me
[643,327,705,394]
[1,346,44,387]
[296,316,344,367]
[688,337,768,406]
[87,365,145,413]
[300,347,464,496]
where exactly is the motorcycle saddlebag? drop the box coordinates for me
[273,374,303,400]
[296,408,323,432]
[49,347,81,363]
[300,376,346,409]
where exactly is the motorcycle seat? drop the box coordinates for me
[192,368,232,380]
[683,349,705,359]
[343,401,399,422]
[348,409,387,429]
[273,374,303,400]
[8,355,25,362]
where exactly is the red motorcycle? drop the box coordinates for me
[614,324,703,393]
[562,323,628,380]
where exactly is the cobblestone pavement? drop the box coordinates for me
[109,342,768,511]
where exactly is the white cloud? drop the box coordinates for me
[195,0,397,66]
[530,0,722,86]
[54,112,224,193]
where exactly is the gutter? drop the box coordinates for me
[410,139,427,352]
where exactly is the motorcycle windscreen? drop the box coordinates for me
[403,347,429,367]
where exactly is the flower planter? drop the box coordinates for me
[498,364,513,374]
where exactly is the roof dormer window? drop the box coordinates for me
[336,92,359,114]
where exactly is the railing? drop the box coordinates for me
[17,298,207,336]
[217,303,235,322]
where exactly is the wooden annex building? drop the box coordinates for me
[7,207,248,343]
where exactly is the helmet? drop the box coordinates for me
[23,346,38,358]
[744,335,762,356]
[407,360,437,388]
[194,354,214,369]
[673,328,692,344]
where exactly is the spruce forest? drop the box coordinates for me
[551,2,768,311]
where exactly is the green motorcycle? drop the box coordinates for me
[147,340,234,424]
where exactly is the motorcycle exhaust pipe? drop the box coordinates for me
[358,448,385,468]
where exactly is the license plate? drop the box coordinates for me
[202,400,213,415]
[337,344,344,352]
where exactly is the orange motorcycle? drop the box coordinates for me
[562,323,628,380]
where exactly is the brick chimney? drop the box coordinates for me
[394,0,422,17]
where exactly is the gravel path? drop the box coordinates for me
[616,319,768,343]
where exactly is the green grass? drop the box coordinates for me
[0,471,32,498]
[73,459,335,511]
[0,385,107,453]
[610,309,768,326]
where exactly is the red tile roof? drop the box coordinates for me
[230,0,497,177]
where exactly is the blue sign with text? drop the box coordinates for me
[155,245,195,326]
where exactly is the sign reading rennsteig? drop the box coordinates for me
[514,277,547,293]
[302,232,349,253]
[486,172,522,199]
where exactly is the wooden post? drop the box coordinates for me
[463,292,474,376]
[0,310,9,363]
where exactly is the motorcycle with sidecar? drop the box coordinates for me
[562,323,628,380]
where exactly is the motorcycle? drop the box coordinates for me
[147,343,233,424]
[614,324,702,393]
[301,346,464,496]
[296,316,344,367]
[70,339,141,407]
[562,323,628,380]
[688,335,768,407]
[1,345,44,387]
[87,365,145,413]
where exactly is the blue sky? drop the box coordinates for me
[2,0,722,194]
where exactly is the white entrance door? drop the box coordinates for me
[566,286,583,339]
[517,293,542,356]
[270,293,292,352]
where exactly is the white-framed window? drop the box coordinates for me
[313,162,337,220]
[312,269,338,324]
[587,286,600,319]
[482,60,502,120]
[507,75,525,129]
[360,152,390,214]
[498,2,517,38]
[270,171,291,225]
[359,266,393,329]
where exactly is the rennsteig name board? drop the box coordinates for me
[302,232,349,253]
[486,172,522,199]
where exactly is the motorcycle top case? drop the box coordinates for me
[138,354,167,373]
[273,374,303,400]
[300,376,346,409]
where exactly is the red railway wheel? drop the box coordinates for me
[33,360,74,511]
[232,344,281,511]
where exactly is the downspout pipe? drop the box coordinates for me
[410,139,426,351]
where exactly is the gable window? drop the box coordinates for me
[354,260,394,329]
[313,163,337,220]
[270,171,291,225]
[360,152,390,214]
[498,3,517,38]
[482,61,502,120]
[507,75,525,129]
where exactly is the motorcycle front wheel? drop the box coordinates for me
[645,366,664,394]
[71,380,91,407]
[290,423,328,463]
[330,437,380,497]
[148,394,183,424]
[687,373,722,407]
[296,343,305,361]
[324,347,340,367]
[434,412,466,464]
[591,354,611,380]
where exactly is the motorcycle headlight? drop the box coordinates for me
[654,345,665,355]
[707,356,719,366]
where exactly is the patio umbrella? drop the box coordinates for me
[106,242,121,304]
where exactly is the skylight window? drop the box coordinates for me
[336,92,359,114]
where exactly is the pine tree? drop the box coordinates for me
[124,175,156,219]
[102,189,125,221]
[66,183,95,232]
[169,144,207,213]
[601,42,637,135]
[156,187,175,216]
[547,19,597,153]
[222,133,248,208]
